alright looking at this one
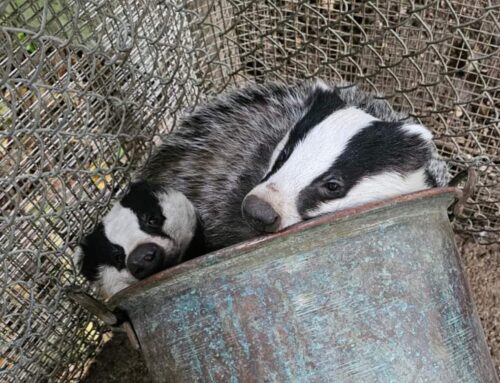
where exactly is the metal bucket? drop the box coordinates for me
[108,188,498,383]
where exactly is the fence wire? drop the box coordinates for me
[0,0,498,382]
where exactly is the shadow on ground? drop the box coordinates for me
[83,332,152,383]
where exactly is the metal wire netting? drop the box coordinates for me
[0,0,498,382]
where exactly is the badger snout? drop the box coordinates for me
[127,243,172,279]
[242,194,281,233]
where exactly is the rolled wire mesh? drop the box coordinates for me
[0,0,498,382]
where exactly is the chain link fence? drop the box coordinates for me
[1,0,498,382]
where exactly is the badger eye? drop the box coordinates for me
[325,181,340,192]
[322,180,344,197]
[147,216,161,227]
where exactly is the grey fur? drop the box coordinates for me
[137,80,449,251]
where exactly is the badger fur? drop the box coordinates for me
[76,80,449,297]
[76,182,203,297]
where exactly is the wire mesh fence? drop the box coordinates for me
[0,0,498,382]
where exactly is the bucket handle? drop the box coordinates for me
[66,287,141,350]
[449,167,478,220]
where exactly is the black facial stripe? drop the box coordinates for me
[121,181,171,239]
[138,215,171,240]
[298,180,350,218]
[79,223,126,281]
[182,217,206,261]
[425,169,438,188]
[262,87,346,181]
[298,121,432,216]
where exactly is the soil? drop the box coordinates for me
[82,331,151,383]
[455,236,499,375]
[82,235,499,382]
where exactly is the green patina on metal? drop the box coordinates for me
[109,188,499,383]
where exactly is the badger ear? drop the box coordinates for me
[401,123,434,141]
[72,246,84,273]
[73,236,97,281]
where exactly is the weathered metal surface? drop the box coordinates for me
[109,188,499,383]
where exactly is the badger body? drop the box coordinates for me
[77,80,449,297]
[140,80,448,250]
[140,82,308,250]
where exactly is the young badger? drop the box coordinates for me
[76,80,449,297]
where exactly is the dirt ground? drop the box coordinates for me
[455,236,499,374]
[83,235,499,382]
[82,332,151,383]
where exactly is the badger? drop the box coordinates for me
[76,182,204,297]
[75,80,449,297]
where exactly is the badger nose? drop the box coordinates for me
[242,195,281,233]
[127,243,165,279]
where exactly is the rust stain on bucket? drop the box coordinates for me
[109,188,499,383]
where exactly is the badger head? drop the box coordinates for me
[74,182,201,298]
[242,87,449,233]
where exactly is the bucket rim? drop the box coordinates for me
[108,187,457,306]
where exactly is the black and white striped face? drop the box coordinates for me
[75,182,198,298]
[242,88,438,233]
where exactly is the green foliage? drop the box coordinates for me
[16,31,38,54]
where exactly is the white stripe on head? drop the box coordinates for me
[249,106,378,228]
[307,168,429,218]
[155,190,197,258]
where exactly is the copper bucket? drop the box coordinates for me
[106,188,498,383]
